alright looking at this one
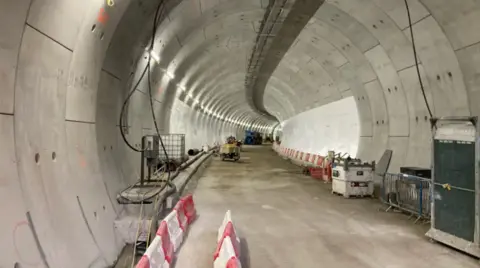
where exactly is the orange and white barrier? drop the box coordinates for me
[214,210,241,268]
[137,194,197,268]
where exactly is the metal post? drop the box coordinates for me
[140,136,145,186]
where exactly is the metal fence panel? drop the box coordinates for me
[381,173,431,222]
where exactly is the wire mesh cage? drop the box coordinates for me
[158,134,186,162]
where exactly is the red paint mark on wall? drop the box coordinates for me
[79,156,87,168]
[97,8,109,25]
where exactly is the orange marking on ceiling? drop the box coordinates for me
[97,8,109,25]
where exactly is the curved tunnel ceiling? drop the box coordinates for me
[2,0,480,266]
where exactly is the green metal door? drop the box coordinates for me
[434,139,476,242]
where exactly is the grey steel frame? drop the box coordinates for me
[426,116,480,258]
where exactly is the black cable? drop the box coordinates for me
[119,63,150,152]
[118,0,166,153]
[147,0,172,184]
[118,0,174,204]
[404,0,433,118]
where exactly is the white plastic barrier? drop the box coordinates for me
[217,210,232,242]
[136,221,173,268]
[214,237,241,268]
[164,210,184,252]
[214,210,241,268]
[137,194,197,268]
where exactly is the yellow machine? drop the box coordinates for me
[220,137,241,161]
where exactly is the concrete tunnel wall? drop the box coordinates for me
[1,0,480,267]
[279,97,360,158]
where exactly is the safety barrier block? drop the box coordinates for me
[156,221,174,264]
[217,210,232,242]
[295,151,299,159]
[214,237,242,268]
[305,153,310,162]
[173,200,188,231]
[136,223,172,268]
[180,194,196,224]
[299,152,304,160]
[309,167,323,179]
[214,222,240,260]
[136,256,150,268]
[163,210,184,252]
[226,257,241,268]
[316,156,324,167]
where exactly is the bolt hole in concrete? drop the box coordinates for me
[94,212,97,218]
[35,153,40,164]
[100,32,104,40]
[14,262,21,268]
[103,205,106,211]
[52,152,56,161]
[448,71,452,77]
[91,24,96,32]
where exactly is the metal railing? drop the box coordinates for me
[380,173,431,223]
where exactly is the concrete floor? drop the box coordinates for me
[175,145,479,268]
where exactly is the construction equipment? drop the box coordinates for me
[244,130,262,145]
[332,157,375,198]
[220,136,241,161]
[426,116,480,258]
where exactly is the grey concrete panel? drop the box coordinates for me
[102,0,155,79]
[456,43,480,117]
[370,0,429,30]
[403,16,469,116]
[307,19,377,83]
[364,45,409,137]
[398,65,432,168]
[95,71,127,215]
[0,114,43,267]
[421,0,480,50]
[65,121,124,265]
[334,0,414,71]
[65,0,129,123]
[27,0,87,50]
[338,63,373,137]
[315,4,379,52]
[387,137,408,173]
[200,0,220,13]
[14,26,99,267]
[0,0,31,114]
[364,80,389,162]
[357,136,373,161]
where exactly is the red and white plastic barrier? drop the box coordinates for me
[272,144,334,181]
[214,210,241,268]
[137,194,197,268]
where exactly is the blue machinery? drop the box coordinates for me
[244,130,263,145]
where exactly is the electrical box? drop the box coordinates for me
[332,160,374,198]
[426,117,480,258]
[143,135,159,159]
